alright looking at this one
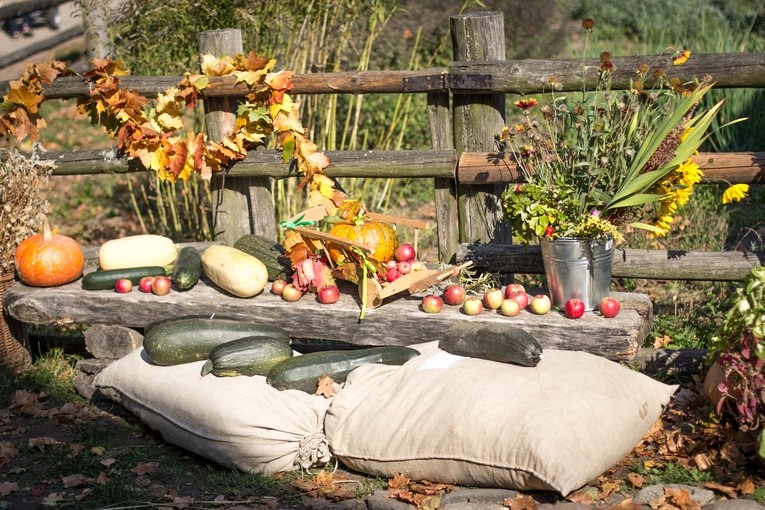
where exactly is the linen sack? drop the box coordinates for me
[325,342,677,495]
[94,348,332,475]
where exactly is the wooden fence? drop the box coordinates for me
[2,11,764,281]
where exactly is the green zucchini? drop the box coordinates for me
[438,323,543,367]
[200,336,293,377]
[143,316,291,366]
[172,246,203,290]
[233,234,292,282]
[81,266,168,291]
[267,346,420,393]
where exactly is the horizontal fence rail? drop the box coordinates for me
[32,148,765,185]
[458,151,765,185]
[456,244,765,281]
[3,53,765,98]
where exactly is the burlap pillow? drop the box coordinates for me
[94,348,331,475]
[325,343,676,495]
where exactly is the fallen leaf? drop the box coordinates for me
[654,335,673,348]
[95,472,110,485]
[100,457,117,468]
[503,494,537,509]
[29,436,63,451]
[606,498,644,509]
[737,479,756,494]
[62,473,89,488]
[665,487,702,510]
[598,481,620,499]
[567,488,596,504]
[0,481,19,497]
[42,491,67,506]
[627,473,646,488]
[0,441,20,468]
[90,446,106,456]
[388,473,410,490]
[68,443,84,458]
[315,375,334,398]
[693,453,712,470]
[131,461,159,475]
[702,482,737,499]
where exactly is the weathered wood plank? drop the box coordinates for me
[4,53,763,99]
[427,92,459,264]
[199,29,277,244]
[37,148,457,178]
[451,12,511,248]
[3,278,651,361]
[456,243,764,281]
[450,53,765,94]
[458,151,765,185]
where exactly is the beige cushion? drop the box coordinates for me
[325,342,676,495]
[94,348,331,475]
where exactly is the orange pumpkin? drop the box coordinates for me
[14,220,85,287]
[328,219,398,264]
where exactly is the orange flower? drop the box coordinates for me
[673,50,691,66]
[514,98,538,110]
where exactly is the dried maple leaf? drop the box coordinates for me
[654,335,673,348]
[737,479,757,494]
[0,441,19,468]
[315,375,335,398]
[702,482,737,499]
[567,488,597,504]
[388,473,410,490]
[503,494,537,509]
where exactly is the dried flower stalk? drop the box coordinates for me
[0,147,54,273]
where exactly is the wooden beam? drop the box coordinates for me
[456,243,764,281]
[457,151,765,185]
[36,148,457,178]
[3,278,652,361]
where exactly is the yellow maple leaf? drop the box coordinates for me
[200,54,235,76]
[269,93,294,119]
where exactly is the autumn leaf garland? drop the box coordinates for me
[0,54,346,211]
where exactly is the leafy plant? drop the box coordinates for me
[708,266,765,458]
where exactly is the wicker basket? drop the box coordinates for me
[0,271,31,373]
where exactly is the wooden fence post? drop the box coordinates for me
[428,92,459,263]
[197,29,277,245]
[450,12,510,247]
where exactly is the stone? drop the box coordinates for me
[365,490,417,510]
[633,484,715,507]
[441,488,518,506]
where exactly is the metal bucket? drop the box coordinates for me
[539,237,615,311]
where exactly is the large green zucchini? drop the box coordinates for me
[201,336,294,377]
[438,323,543,367]
[143,316,291,366]
[267,346,420,393]
[233,234,292,282]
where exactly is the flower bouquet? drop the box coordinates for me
[500,20,748,246]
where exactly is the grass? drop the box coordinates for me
[631,460,715,485]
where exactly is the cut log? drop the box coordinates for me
[73,358,112,399]
[84,324,143,359]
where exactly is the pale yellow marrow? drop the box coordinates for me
[201,245,269,298]
[98,234,177,270]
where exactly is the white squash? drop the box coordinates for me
[98,234,177,270]
[201,245,269,298]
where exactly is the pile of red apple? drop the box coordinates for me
[115,276,172,295]
[382,243,424,283]
[421,282,620,319]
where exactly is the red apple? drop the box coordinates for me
[508,291,529,310]
[397,260,412,275]
[564,298,586,319]
[529,294,552,315]
[421,295,443,314]
[386,259,398,271]
[499,298,521,317]
[442,284,466,306]
[394,243,416,263]
[281,284,303,302]
[411,260,424,272]
[138,276,154,293]
[151,276,172,296]
[115,279,133,293]
[462,296,484,316]
[598,296,621,318]
[504,283,526,298]
[386,268,401,282]
[318,285,340,304]
[482,288,504,310]
[270,279,288,296]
